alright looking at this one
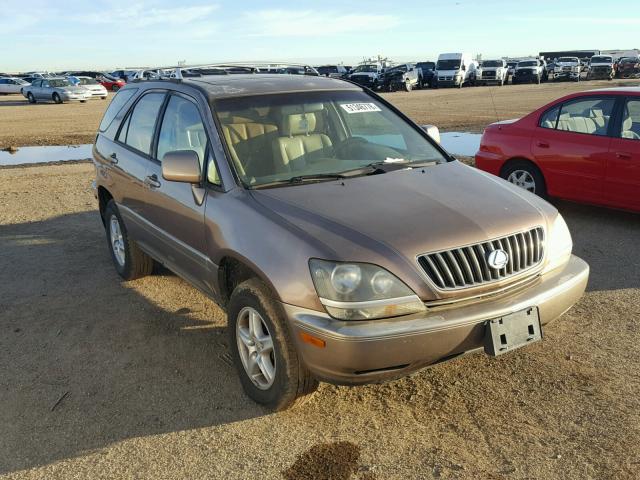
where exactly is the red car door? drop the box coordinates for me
[605,97,640,211]
[531,96,616,204]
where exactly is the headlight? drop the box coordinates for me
[542,214,573,274]
[309,259,426,320]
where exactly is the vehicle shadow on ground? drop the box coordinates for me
[0,99,30,107]
[555,200,640,292]
[0,211,266,474]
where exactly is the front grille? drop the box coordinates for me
[483,71,496,78]
[516,70,533,77]
[417,227,545,290]
[350,75,372,85]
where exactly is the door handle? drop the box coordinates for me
[616,152,632,160]
[144,174,161,189]
[536,141,550,148]
[109,153,118,165]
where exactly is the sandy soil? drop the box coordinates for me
[1,163,639,479]
[2,79,638,149]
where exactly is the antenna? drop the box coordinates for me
[488,86,501,123]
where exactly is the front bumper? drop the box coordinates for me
[285,255,588,385]
[436,77,462,87]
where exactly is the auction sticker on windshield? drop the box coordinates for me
[340,103,382,114]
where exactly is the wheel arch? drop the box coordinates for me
[97,186,114,224]
[217,255,281,307]
[499,157,543,178]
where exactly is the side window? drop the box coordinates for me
[620,99,640,140]
[42,81,49,88]
[341,107,408,150]
[556,97,616,136]
[99,88,137,132]
[119,92,165,155]
[157,95,208,164]
[539,105,560,129]
[0,79,7,85]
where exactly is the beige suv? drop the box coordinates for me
[93,74,589,409]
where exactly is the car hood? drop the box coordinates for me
[250,161,552,265]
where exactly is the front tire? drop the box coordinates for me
[501,161,547,197]
[27,92,36,103]
[404,80,412,92]
[52,93,62,104]
[104,200,154,280]
[228,278,318,410]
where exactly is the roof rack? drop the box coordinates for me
[130,62,320,81]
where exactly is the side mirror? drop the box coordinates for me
[421,125,441,144]
[162,150,201,183]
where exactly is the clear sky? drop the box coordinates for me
[1,0,638,72]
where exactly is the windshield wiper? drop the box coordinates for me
[250,173,347,189]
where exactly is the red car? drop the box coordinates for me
[99,76,126,92]
[476,87,640,212]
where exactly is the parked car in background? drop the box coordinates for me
[553,57,581,82]
[381,63,421,91]
[587,55,615,80]
[478,59,508,86]
[67,70,125,91]
[435,53,478,88]
[616,57,640,79]
[347,63,384,90]
[512,59,546,84]
[93,73,588,410]
[110,69,143,82]
[506,61,518,81]
[22,77,91,104]
[316,65,348,78]
[476,87,640,212]
[67,76,108,99]
[0,77,30,94]
[416,61,436,88]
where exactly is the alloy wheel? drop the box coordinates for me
[109,215,126,267]
[236,306,276,390]
[507,170,536,193]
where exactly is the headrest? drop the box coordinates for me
[283,113,317,136]
[590,108,604,117]
[623,115,633,130]
[280,103,324,116]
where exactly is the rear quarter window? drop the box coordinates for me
[99,88,138,132]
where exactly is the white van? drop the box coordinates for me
[435,53,478,88]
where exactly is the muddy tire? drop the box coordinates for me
[228,278,318,410]
[104,200,154,280]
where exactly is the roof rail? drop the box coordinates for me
[129,62,320,81]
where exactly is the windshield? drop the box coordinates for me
[518,61,537,67]
[353,65,377,73]
[482,60,502,68]
[507,62,517,68]
[436,59,461,70]
[590,56,611,63]
[49,79,72,87]
[387,65,408,73]
[620,58,639,64]
[317,66,338,74]
[417,62,435,71]
[557,57,578,63]
[214,91,447,188]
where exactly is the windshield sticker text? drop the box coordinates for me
[340,103,382,114]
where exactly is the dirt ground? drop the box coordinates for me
[1,79,638,149]
[1,162,639,479]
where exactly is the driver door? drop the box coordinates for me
[140,92,216,293]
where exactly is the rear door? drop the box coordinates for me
[531,96,615,204]
[140,92,216,291]
[605,96,640,211]
[109,90,167,241]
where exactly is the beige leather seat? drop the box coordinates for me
[621,114,640,140]
[272,105,332,171]
[557,114,599,135]
[220,111,279,177]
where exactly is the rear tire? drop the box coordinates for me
[27,92,36,103]
[501,161,547,198]
[104,200,154,280]
[228,278,318,410]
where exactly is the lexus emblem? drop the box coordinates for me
[487,249,509,270]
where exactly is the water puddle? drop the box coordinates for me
[0,133,481,167]
[0,144,93,167]
[440,132,482,157]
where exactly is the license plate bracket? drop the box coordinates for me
[484,307,542,356]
